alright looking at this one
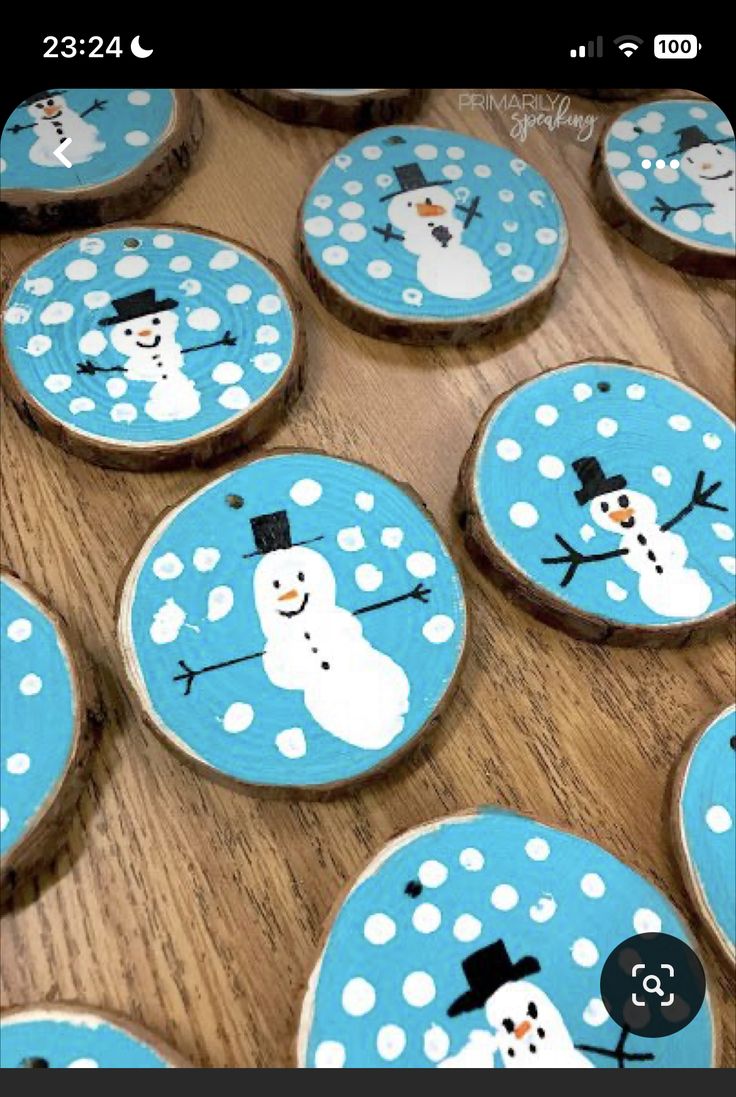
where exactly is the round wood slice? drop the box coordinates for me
[0,224,306,471]
[298,125,568,345]
[117,448,467,797]
[592,97,735,276]
[0,1003,189,1068]
[0,89,203,233]
[671,704,735,963]
[229,88,427,130]
[457,359,735,645]
[0,570,100,905]
[297,808,714,1068]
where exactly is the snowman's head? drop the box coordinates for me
[254,546,336,637]
[485,980,572,1066]
[387,184,457,235]
[26,93,67,122]
[590,488,656,534]
[110,308,180,364]
[680,140,735,184]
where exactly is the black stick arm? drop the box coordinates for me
[662,470,728,531]
[372,223,404,244]
[173,650,263,697]
[76,360,126,376]
[651,196,713,223]
[576,1025,654,1067]
[183,330,237,354]
[456,195,483,229]
[8,121,35,134]
[541,534,629,588]
[354,581,431,617]
[81,98,107,117]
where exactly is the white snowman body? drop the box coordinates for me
[25,94,105,167]
[589,488,712,619]
[109,308,201,423]
[254,546,410,750]
[484,980,594,1069]
[386,184,492,300]
[679,141,735,241]
[437,1029,497,1068]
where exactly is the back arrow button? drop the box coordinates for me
[54,138,73,168]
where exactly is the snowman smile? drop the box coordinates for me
[136,334,162,349]
[699,168,733,181]
[44,109,62,120]
[278,592,309,618]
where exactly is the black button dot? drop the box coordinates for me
[637,534,647,545]
[655,565,664,574]
[311,647,318,654]
[304,632,311,640]
[321,661,330,670]
[648,551,656,561]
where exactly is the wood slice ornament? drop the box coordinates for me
[458,360,735,644]
[297,809,714,1069]
[0,571,98,904]
[0,89,203,233]
[117,450,466,795]
[0,225,305,471]
[592,97,735,276]
[230,89,426,130]
[298,125,568,344]
[672,705,736,963]
[0,1004,189,1068]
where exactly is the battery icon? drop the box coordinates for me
[654,34,702,57]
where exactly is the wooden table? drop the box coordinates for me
[1,89,734,1068]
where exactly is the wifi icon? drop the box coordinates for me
[614,34,644,57]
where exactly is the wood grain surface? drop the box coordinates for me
[1,89,733,1069]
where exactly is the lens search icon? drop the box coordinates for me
[632,964,675,1007]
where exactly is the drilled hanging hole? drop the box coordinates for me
[226,494,245,510]
[123,237,141,249]
[597,382,611,393]
[20,1057,50,1068]
[405,880,423,898]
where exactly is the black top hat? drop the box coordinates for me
[243,511,323,559]
[447,941,541,1017]
[98,289,179,327]
[667,125,735,158]
[20,90,67,107]
[572,457,627,506]
[380,162,446,201]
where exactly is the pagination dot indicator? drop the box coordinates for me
[640,158,680,170]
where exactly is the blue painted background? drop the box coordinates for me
[0,1014,169,1068]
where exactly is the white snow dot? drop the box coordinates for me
[525,837,550,861]
[342,977,376,1017]
[689,107,708,119]
[376,1025,406,1062]
[355,563,383,592]
[367,259,392,279]
[580,523,596,543]
[227,284,251,304]
[415,144,438,160]
[6,753,30,775]
[447,146,466,160]
[529,895,557,923]
[633,908,662,935]
[509,502,539,529]
[668,414,692,432]
[716,120,734,137]
[361,145,382,160]
[496,437,522,461]
[712,522,734,541]
[343,180,363,196]
[412,902,442,933]
[323,245,349,266]
[110,403,137,424]
[24,276,54,296]
[512,264,535,283]
[339,222,367,243]
[209,249,239,271]
[207,585,234,622]
[252,352,282,374]
[7,618,32,642]
[355,491,374,512]
[581,873,606,898]
[79,330,107,356]
[313,194,333,210]
[538,455,565,480]
[597,417,619,438]
[128,89,151,106]
[337,526,365,552]
[535,404,558,426]
[491,884,519,911]
[24,335,52,357]
[606,580,628,603]
[423,1025,450,1063]
[407,552,436,579]
[703,432,722,450]
[499,188,514,203]
[474,164,492,178]
[44,374,72,394]
[212,361,243,385]
[169,256,192,273]
[655,165,679,184]
[453,914,482,942]
[422,615,455,644]
[40,300,73,325]
[79,236,105,256]
[223,702,254,734]
[124,130,150,146]
[535,227,558,245]
[583,999,608,1027]
[153,552,184,580]
[19,673,42,696]
[305,216,334,238]
[503,220,518,232]
[69,397,95,414]
[495,242,512,257]
[720,556,736,576]
[571,938,599,967]
[0,808,7,833]
[314,1041,346,1069]
[459,847,484,871]
[381,527,404,549]
[257,294,282,315]
[149,599,186,644]
[618,170,647,191]
[106,377,127,399]
[65,258,97,281]
[705,804,732,833]
[674,209,702,232]
[84,290,111,310]
[193,547,220,572]
[638,145,657,159]
[290,478,322,506]
[442,165,463,181]
[115,255,149,279]
[403,972,436,1008]
[403,288,422,309]
[652,465,672,487]
[218,386,251,411]
[376,173,393,188]
[339,201,364,220]
[275,727,307,759]
[418,859,447,888]
[67,1059,99,1069]
[152,233,174,249]
[573,382,593,402]
[187,307,220,331]
[626,383,646,400]
[607,150,631,169]
[364,913,396,945]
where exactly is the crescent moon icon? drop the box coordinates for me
[131,35,154,58]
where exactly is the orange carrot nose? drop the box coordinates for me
[610,507,634,523]
[43,105,57,116]
[278,588,298,602]
[514,1020,531,1040]
[417,200,446,217]
[701,163,712,170]
[138,329,152,338]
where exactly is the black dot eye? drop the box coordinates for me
[529,1044,537,1054]
[273,580,280,589]
[618,494,629,507]
[538,1027,545,1039]
[508,1048,515,1058]
[601,502,609,513]
[502,1018,514,1034]
[716,148,722,155]
[125,328,132,336]
[687,156,693,163]
[297,571,305,582]
[47,99,54,105]
[152,317,160,326]
[528,1002,538,1020]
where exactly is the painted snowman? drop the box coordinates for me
[542,457,727,619]
[652,125,735,241]
[8,90,106,167]
[174,510,432,751]
[78,289,237,423]
[375,163,491,300]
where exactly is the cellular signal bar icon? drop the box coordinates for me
[571,36,604,58]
